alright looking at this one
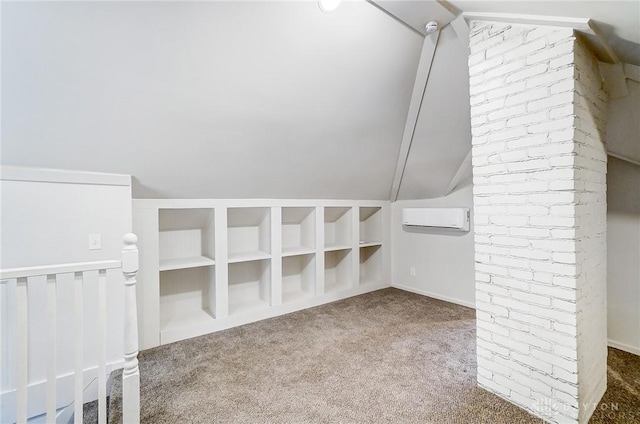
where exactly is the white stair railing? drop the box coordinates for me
[0,233,140,424]
[121,233,140,424]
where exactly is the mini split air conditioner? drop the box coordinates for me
[402,208,470,231]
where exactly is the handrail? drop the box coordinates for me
[4,234,139,424]
[0,260,121,280]
[121,233,140,423]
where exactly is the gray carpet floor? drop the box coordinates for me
[102,288,639,423]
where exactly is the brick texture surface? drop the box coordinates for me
[468,21,608,424]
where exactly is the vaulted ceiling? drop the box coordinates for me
[1,1,638,200]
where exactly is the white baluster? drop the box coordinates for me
[16,277,28,424]
[46,275,57,422]
[122,233,140,424]
[98,269,107,424]
[74,272,84,424]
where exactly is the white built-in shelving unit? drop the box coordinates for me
[282,207,316,257]
[133,200,390,348]
[359,207,383,285]
[324,207,352,251]
[324,249,353,293]
[159,208,215,271]
[228,259,271,316]
[323,207,354,293]
[282,254,315,304]
[158,209,217,341]
[360,245,383,285]
[281,207,317,304]
[227,207,271,263]
[359,207,382,246]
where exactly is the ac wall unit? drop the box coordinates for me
[402,208,470,231]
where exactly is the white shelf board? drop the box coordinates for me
[324,244,352,252]
[359,241,382,248]
[360,279,383,285]
[282,246,316,257]
[228,297,270,316]
[228,250,271,263]
[159,256,216,271]
[283,289,314,304]
[325,280,351,294]
[160,307,215,333]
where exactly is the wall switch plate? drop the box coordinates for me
[410,267,416,277]
[89,234,102,250]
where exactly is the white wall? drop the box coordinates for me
[605,79,640,355]
[1,1,422,200]
[390,147,640,359]
[0,167,132,421]
[606,157,640,354]
[606,81,640,161]
[0,168,132,268]
[391,184,475,308]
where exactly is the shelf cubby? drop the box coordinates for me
[227,207,271,263]
[359,207,382,246]
[160,266,216,334]
[282,254,316,304]
[282,207,316,257]
[228,259,271,316]
[360,245,383,285]
[324,249,353,293]
[324,207,352,251]
[159,208,215,271]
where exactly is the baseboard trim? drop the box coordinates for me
[607,339,640,356]
[392,285,639,357]
[391,283,476,309]
[160,282,394,345]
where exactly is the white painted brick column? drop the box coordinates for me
[468,22,608,424]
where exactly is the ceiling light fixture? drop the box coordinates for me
[318,0,342,13]
[425,20,439,34]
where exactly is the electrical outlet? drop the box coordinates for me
[89,234,102,250]
[410,267,416,277]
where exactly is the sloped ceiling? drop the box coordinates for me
[396,23,471,200]
[395,0,640,200]
[1,1,422,199]
[2,1,638,200]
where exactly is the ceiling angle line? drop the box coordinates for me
[389,31,441,202]
[624,64,640,82]
[449,14,470,54]
[608,151,640,168]
[587,20,620,64]
[444,148,472,196]
[364,0,424,37]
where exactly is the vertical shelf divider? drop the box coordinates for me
[382,206,391,283]
[135,207,160,350]
[214,206,229,319]
[315,206,325,295]
[271,207,283,306]
[205,211,217,317]
[352,207,360,287]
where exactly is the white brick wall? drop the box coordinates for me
[469,21,608,424]
[572,37,608,423]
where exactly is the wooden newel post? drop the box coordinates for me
[122,233,140,423]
